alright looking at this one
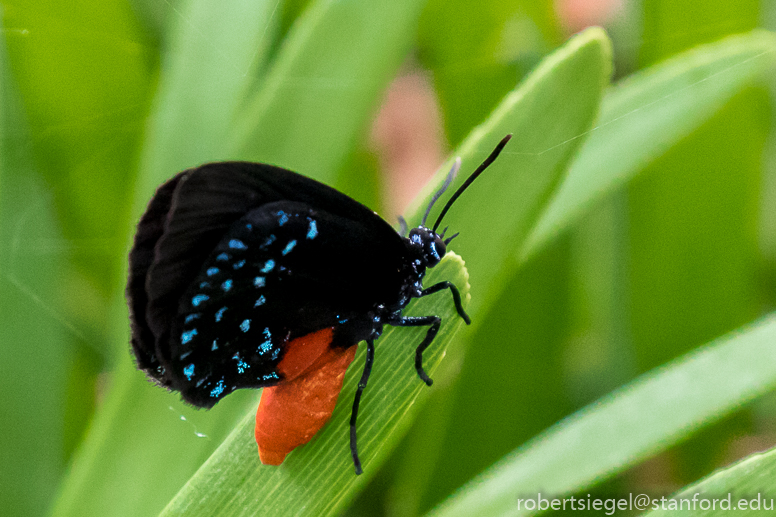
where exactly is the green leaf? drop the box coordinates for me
[640,0,760,63]
[427,314,776,517]
[644,447,776,516]
[521,30,776,262]
[229,0,427,187]
[159,254,470,517]
[0,29,72,517]
[419,0,563,145]
[404,26,612,318]
[1,0,153,294]
[51,2,278,516]
[365,27,611,513]
[136,0,279,198]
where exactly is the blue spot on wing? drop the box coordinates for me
[210,379,225,398]
[233,259,246,270]
[216,253,229,262]
[260,235,276,249]
[240,319,251,332]
[254,276,266,288]
[215,307,227,322]
[254,295,266,307]
[181,329,198,344]
[192,294,209,307]
[184,313,201,324]
[207,267,219,276]
[229,239,247,250]
[307,220,318,239]
[260,260,275,273]
[233,354,250,374]
[277,211,289,226]
[258,327,272,354]
[282,240,297,256]
[221,279,233,292]
[183,364,195,381]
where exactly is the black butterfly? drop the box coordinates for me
[127,135,511,474]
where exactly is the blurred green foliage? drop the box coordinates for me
[0,1,775,516]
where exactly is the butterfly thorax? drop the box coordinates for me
[377,226,448,313]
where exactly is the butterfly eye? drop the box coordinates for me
[408,227,446,267]
[425,234,446,266]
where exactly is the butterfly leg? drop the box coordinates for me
[420,281,471,324]
[350,338,375,475]
[389,315,441,387]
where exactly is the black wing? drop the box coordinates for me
[127,163,408,407]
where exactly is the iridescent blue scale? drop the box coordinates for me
[166,206,327,402]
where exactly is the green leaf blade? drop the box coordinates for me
[137,0,278,202]
[427,314,776,517]
[0,31,73,517]
[522,30,776,261]
[51,2,279,516]
[405,26,612,319]
[366,27,613,511]
[645,447,776,516]
[230,0,426,186]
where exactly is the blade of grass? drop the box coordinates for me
[403,26,612,319]
[50,2,278,516]
[645,447,776,515]
[0,28,72,517]
[427,314,776,517]
[1,0,153,295]
[521,30,776,262]
[228,0,426,186]
[418,0,564,145]
[380,28,611,510]
[159,254,470,517]
[418,30,776,516]
[137,0,278,194]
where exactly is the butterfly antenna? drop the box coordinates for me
[421,158,461,227]
[432,134,512,233]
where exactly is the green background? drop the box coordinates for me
[1,1,775,516]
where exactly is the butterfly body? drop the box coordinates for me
[166,196,436,408]
[127,135,510,473]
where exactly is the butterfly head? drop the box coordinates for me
[409,134,512,268]
[408,226,446,267]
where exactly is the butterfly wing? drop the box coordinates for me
[127,163,409,407]
[127,172,184,382]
